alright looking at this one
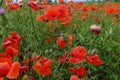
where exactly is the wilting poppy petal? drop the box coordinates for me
[6,62,20,79]
[56,37,66,49]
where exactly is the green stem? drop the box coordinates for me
[29,8,39,51]
[0,0,4,7]
[88,35,98,55]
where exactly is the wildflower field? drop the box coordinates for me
[0,0,120,80]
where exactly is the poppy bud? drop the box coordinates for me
[22,75,28,80]
[0,8,5,14]
[90,24,102,35]
[49,49,53,53]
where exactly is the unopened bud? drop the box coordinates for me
[90,24,102,35]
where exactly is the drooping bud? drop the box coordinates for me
[90,24,102,35]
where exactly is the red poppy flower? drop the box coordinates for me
[58,0,64,3]
[10,31,21,45]
[44,6,59,20]
[56,37,66,49]
[69,46,86,64]
[46,37,51,43]
[66,16,72,23]
[78,2,83,5]
[28,1,38,12]
[96,17,101,23]
[33,58,53,76]
[2,31,21,49]
[61,21,69,26]
[36,15,45,22]
[70,75,80,80]
[5,46,19,57]
[82,5,90,12]
[12,43,20,52]
[57,4,70,18]
[0,62,11,76]
[2,38,12,49]
[70,75,85,80]
[61,16,72,25]
[69,66,86,76]
[86,54,103,66]
[106,7,116,15]
[69,34,74,45]
[6,62,20,79]
[92,4,97,11]
[0,58,20,79]
[0,58,12,66]
[30,56,35,62]
[58,52,68,65]
[9,3,19,10]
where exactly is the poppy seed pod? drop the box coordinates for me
[90,24,102,35]
[0,8,5,14]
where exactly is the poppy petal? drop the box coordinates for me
[69,58,83,64]
[0,77,4,80]
[6,62,20,79]
[0,62,10,76]
[70,75,80,80]
[44,60,53,68]
[0,58,12,66]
